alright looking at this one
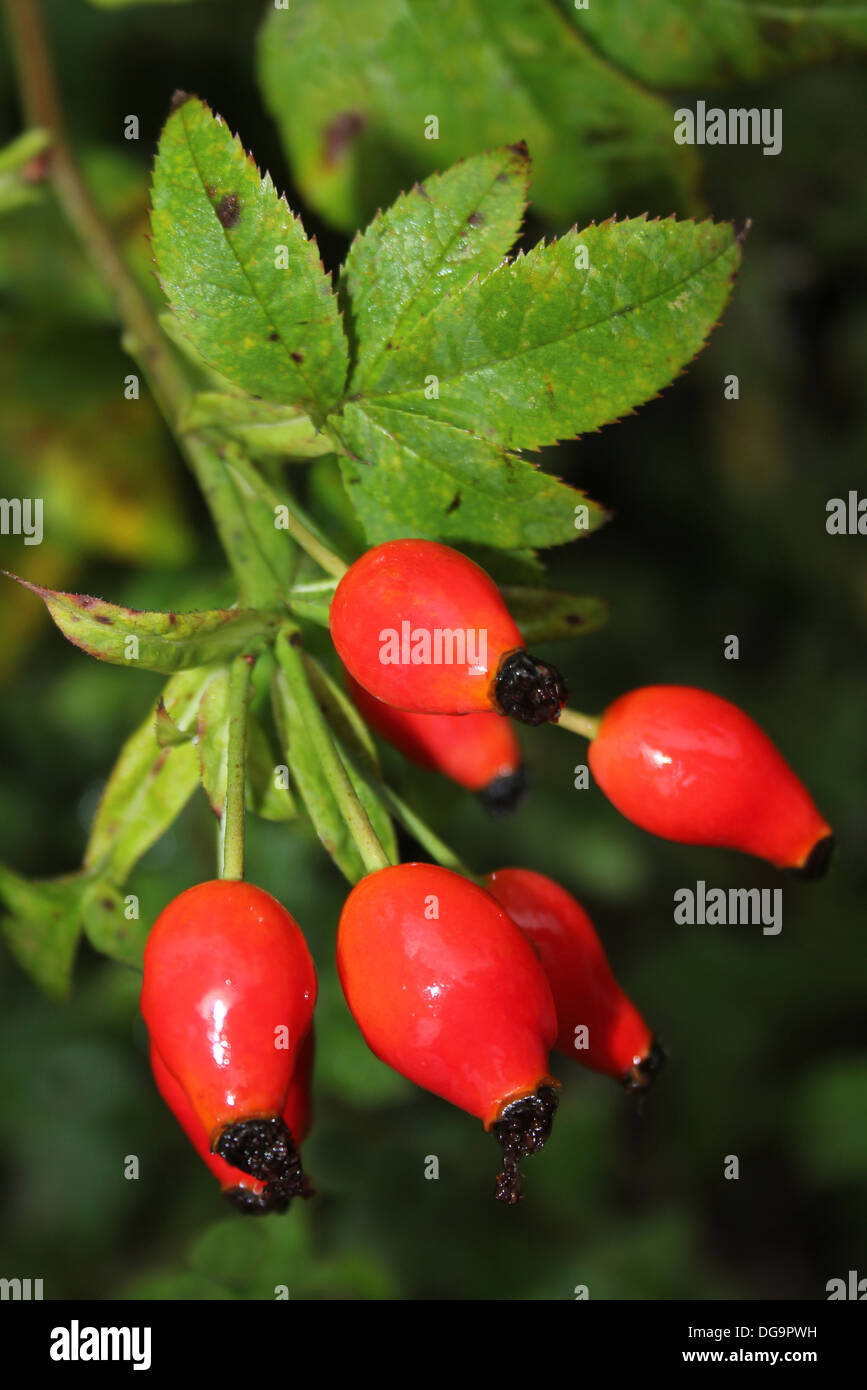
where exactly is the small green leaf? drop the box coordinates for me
[84,668,210,883]
[272,665,365,880]
[155,698,194,748]
[303,654,380,777]
[562,0,867,87]
[151,94,348,417]
[80,880,149,970]
[501,586,609,644]
[342,145,529,389]
[245,713,297,822]
[0,128,50,216]
[287,576,339,627]
[219,445,300,596]
[330,404,606,548]
[0,866,85,998]
[271,664,396,879]
[10,576,277,672]
[181,392,332,459]
[359,217,743,450]
[196,668,232,817]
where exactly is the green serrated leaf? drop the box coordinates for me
[151,94,348,417]
[342,145,529,389]
[330,403,606,548]
[358,217,742,450]
[0,866,85,998]
[196,668,232,817]
[80,880,149,969]
[561,0,867,87]
[245,713,297,822]
[84,668,210,883]
[501,586,608,644]
[181,392,332,459]
[257,0,700,234]
[10,576,277,672]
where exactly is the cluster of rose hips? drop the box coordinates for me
[143,540,833,1207]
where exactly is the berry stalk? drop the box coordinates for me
[219,654,254,882]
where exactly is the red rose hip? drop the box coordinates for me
[587,686,833,875]
[345,671,528,813]
[150,1029,315,1213]
[330,540,568,725]
[337,863,560,1203]
[486,868,662,1092]
[141,880,317,1196]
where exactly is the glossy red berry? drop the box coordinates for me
[486,869,662,1092]
[587,686,833,875]
[141,880,317,1198]
[337,863,559,1203]
[330,540,568,725]
[149,1029,314,1213]
[345,671,528,813]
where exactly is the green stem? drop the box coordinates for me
[374,781,480,882]
[275,628,391,875]
[3,0,286,615]
[185,438,285,611]
[557,707,601,740]
[227,453,348,580]
[219,654,253,881]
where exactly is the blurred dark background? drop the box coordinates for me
[0,0,864,1299]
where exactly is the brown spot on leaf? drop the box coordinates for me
[467,211,485,228]
[170,90,192,113]
[290,350,304,363]
[323,111,366,166]
[446,491,462,514]
[215,193,241,229]
[268,331,279,342]
[507,139,529,158]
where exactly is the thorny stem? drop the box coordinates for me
[274,629,392,877]
[557,707,602,740]
[3,0,286,611]
[219,654,254,881]
[3,0,188,419]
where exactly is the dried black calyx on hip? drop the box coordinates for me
[215,1116,306,1197]
[495,650,569,726]
[223,1185,290,1216]
[492,1084,559,1205]
[622,1036,666,1096]
[788,833,835,881]
[477,764,530,816]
